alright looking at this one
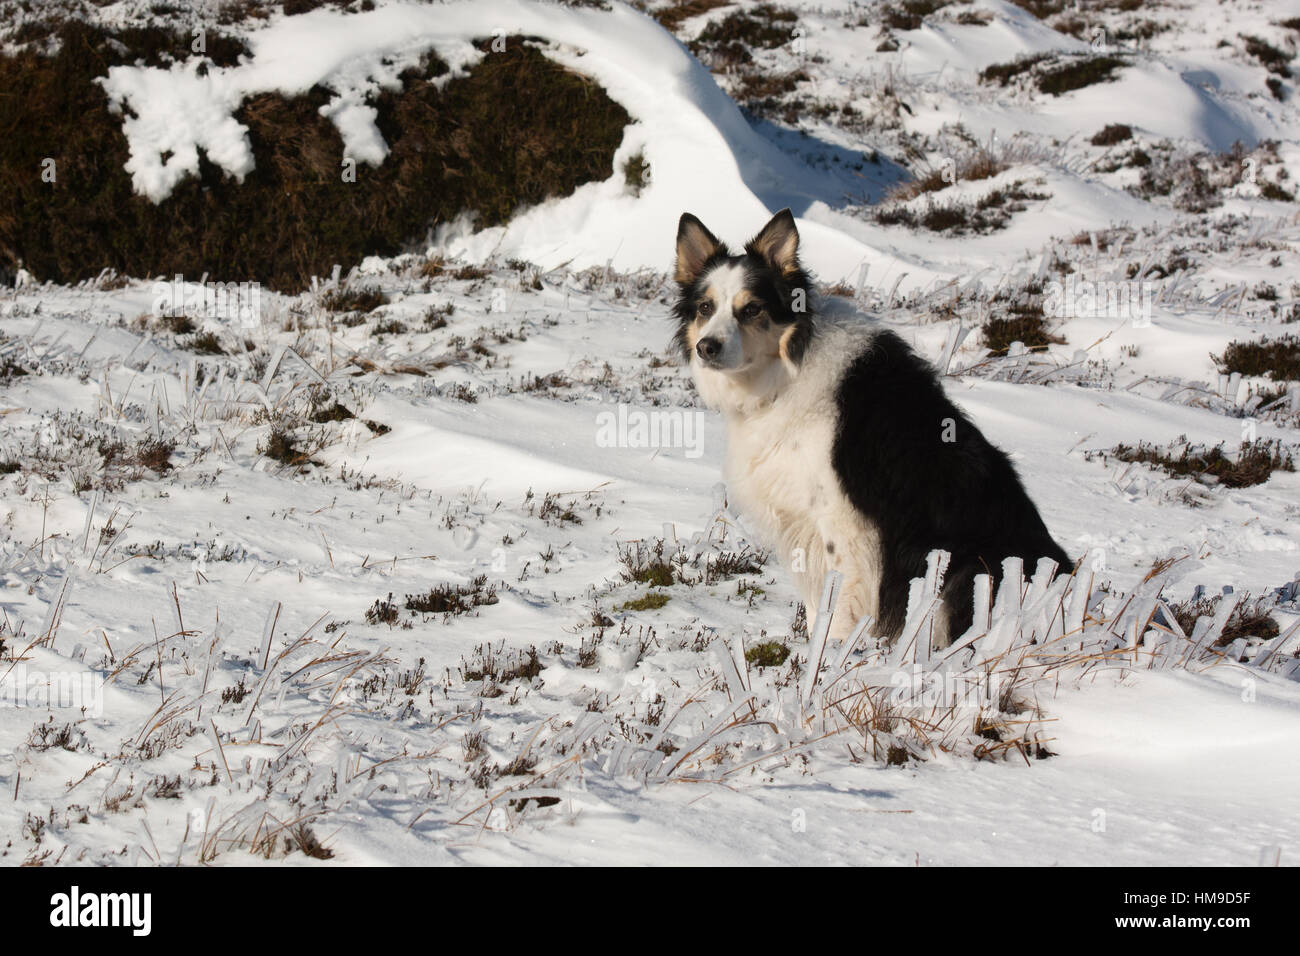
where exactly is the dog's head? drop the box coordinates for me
[671,209,813,385]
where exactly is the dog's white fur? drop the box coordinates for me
[693,295,884,641]
[692,263,750,372]
[690,262,805,413]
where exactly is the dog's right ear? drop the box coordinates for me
[675,213,721,284]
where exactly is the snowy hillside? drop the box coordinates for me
[1,0,1299,867]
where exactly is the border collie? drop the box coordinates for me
[673,208,1071,646]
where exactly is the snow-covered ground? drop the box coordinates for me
[2,0,1299,866]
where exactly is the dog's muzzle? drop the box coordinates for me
[695,337,724,368]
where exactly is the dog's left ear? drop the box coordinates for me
[746,208,800,277]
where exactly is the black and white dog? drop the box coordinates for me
[673,208,1071,646]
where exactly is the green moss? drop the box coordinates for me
[744,641,790,668]
[616,592,671,612]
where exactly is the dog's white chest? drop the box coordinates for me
[726,402,836,541]
[723,397,882,635]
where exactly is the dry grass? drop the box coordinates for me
[1090,123,1133,146]
[875,179,1051,235]
[1102,438,1294,488]
[618,537,768,588]
[687,4,798,67]
[1214,335,1300,382]
[886,148,1010,203]
[981,311,1066,357]
[979,53,1125,96]
[405,575,500,617]
[1167,594,1280,647]
[653,0,732,33]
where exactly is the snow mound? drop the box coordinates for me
[95,0,903,284]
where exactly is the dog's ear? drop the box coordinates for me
[675,213,721,284]
[746,208,800,277]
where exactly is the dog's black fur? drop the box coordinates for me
[831,330,1072,638]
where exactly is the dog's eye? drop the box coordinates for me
[739,303,760,320]
[698,301,715,317]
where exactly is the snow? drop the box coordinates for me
[3,0,1300,866]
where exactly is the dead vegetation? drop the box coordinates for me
[981,311,1067,357]
[1241,35,1294,77]
[461,644,543,685]
[405,575,500,618]
[321,285,388,314]
[1,25,630,291]
[97,437,175,476]
[980,53,1125,96]
[879,0,955,32]
[886,147,1009,203]
[687,4,798,68]
[874,179,1051,234]
[618,538,768,588]
[652,0,732,33]
[1099,438,1295,488]
[1166,592,1280,646]
[1133,141,1293,211]
[1090,123,1132,146]
[26,721,87,752]
[1214,335,1300,383]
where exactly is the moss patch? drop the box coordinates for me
[744,641,790,668]
[616,592,671,612]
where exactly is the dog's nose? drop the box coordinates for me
[696,337,722,363]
